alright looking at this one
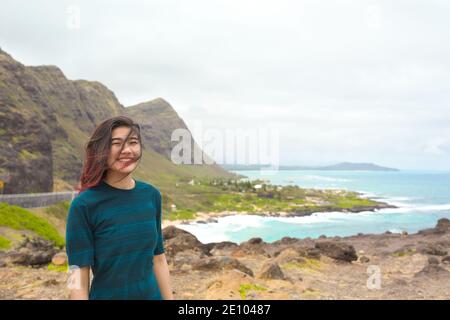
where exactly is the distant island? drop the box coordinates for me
[222,162,399,172]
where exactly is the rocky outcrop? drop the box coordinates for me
[314,241,358,262]
[4,237,59,266]
[0,217,449,299]
[257,262,285,280]
[231,237,271,258]
[205,241,239,256]
[192,256,254,277]
[51,252,68,266]
[418,243,448,256]
[273,248,307,265]
[418,218,450,235]
[165,234,211,266]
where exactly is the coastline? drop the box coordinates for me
[162,201,397,229]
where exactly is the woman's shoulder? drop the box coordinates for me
[70,187,101,208]
[136,180,161,196]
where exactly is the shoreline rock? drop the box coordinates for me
[1,218,449,300]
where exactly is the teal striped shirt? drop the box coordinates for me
[65,179,165,300]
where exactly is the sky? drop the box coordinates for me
[1,0,450,170]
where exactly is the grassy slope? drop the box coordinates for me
[0,202,65,248]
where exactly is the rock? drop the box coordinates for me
[162,226,195,240]
[419,243,448,256]
[192,256,254,277]
[9,250,55,266]
[171,249,206,268]
[428,257,439,265]
[272,237,299,245]
[303,248,321,260]
[204,241,238,254]
[209,244,239,256]
[245,237,264,245]
[441,256,450,264]
[435,218,450,233]
[315,241,357,262]
[359,256,370,263]
[418,218,450,235]
[205,269,255,300]
[257,262,285,280]
[273,248,306,265]
[7,237,58,266]
[0,260,6,268]
[414,264,450,278]
[163,229,210,258]
[232,238,270,257]
[51,252,68,266]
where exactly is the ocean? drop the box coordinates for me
[176,170,450,244]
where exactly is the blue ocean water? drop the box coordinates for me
[177,170,450,244]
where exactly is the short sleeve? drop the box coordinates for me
[153,190,165,255]
[65,197,94,267]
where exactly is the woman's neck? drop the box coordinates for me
[103,172,135,190]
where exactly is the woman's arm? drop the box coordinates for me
[153,253,174,300]
[68,266,90,300]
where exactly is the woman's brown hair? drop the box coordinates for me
[75,116,143,194]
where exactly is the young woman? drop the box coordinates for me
[66,116,174,300]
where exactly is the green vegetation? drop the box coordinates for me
[167,208,197,221]
[158,178,384,221]
[19,149,42,160]
[282,258,322,272]
[45,200,70,220]
[0,235,11,250]
[391,248,416,257]
[47,262,69,272]
[239,283,268,300]
[0,202,65,248]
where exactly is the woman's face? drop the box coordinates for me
[107,126,141,174]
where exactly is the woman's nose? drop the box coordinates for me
[121,144,132,153]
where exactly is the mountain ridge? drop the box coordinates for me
[222,162,399,171]
[0,48,234,195]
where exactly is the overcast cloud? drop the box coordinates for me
[1,0,450,169]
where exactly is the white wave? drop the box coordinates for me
[354,191,411,202]
[176,202,450,243]
[385,203,450,213]
[265,210,380,225]
[414,204,450,211]
[387,196,414,201]
[176,224,231,243]
[176,214,265,242]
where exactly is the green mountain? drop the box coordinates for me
[0,48,234,195]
